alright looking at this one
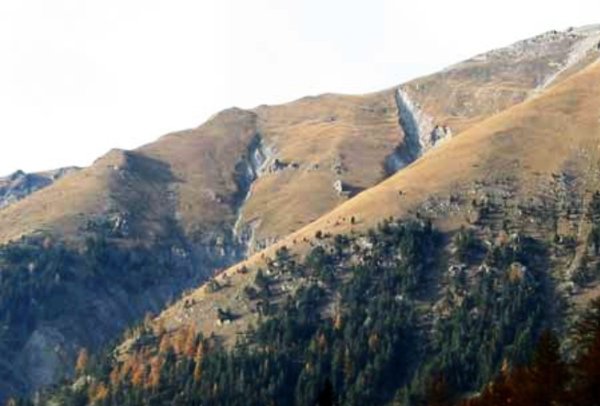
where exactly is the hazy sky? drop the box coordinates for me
[1,0,598,175]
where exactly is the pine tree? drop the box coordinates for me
[527,330,567,404]
[316,378,334,406]
[425,374,452,406]
[193,342,204,383]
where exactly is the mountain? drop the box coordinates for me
[0,167,78,209]
[56,27,600,405]
[1,25,600,402]
[3,27,599,247]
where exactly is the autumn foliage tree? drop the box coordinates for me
[193,343,204,383]
[75,348,89,376]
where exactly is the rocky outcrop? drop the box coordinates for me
[232,135,275,253]
[333,179,347,196]
[17,327,74,391]
[0,168,78,209]
[231,137,304,254]
[533,25,600,90]
[385,88,451,174]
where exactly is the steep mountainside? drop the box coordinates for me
[401,25,600,136]
[152,29,600,348]
[0,25,599,401]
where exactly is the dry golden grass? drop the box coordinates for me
[0,93,404,247]
[0,150,121,242]
[232,59,600,272]
[401,30,593,134]
[242,91,402,245]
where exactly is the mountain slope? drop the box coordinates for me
[154,56,600,350]
[401,25,600,135]
[0,25,599,400]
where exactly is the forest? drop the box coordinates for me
[24,212,582,406]
[0,222,197,396]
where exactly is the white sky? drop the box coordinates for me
[0,0,598,176]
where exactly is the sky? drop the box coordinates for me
[0,0,599,176]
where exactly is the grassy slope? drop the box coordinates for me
[0,151,122,242]
[244,91,401,246]
[0,28,596,396]
[137,108,259,237]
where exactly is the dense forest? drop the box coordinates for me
[453,298,600,406]
[8,189,600,405]
[0,219,199,395]
[24,212,578,406]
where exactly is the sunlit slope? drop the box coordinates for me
[0,95,404,249]
[0,150,133,242]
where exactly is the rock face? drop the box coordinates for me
[17,327,74,391]
[0,168,78,209]
[333,179,351,196]
[232,134,275,252]
[385,88,452,174]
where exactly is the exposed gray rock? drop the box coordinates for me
[232,135,275,253]
[385,89,452,174]
[333,179,352,196]
[16,327,74,391]
[0,167,78,209]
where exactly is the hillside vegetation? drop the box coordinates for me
[41,210,597,404]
